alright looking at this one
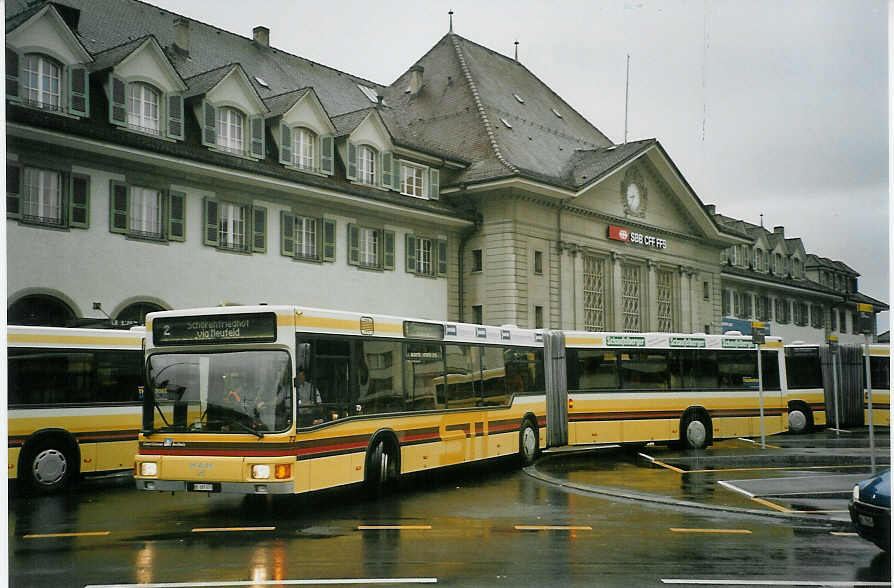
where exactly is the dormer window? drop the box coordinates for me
[401,161,427,198]
[22,54,62,111]
[754,248,763,271]
[357,145,377,185]
[127,83,160,135]
[293,128,316,170]
[217,107,245,154]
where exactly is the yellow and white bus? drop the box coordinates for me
[784,343,826,433]
[8,325,144,492]
[134,305,791,496]
[134,306,546,494]
[865,344,890,427]
[561,331,788,449]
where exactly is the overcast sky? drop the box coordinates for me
[150,0,890,332]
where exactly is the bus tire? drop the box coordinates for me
[20,435,78,494]
[518,419,539,466]
[681,410,711,450]
[787,401,813,434]
[365,435,399,494]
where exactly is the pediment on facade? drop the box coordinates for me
[282,90,336,136]
[205,65,267,116]
[112,37,186,94]
[347,110,394,153]
[6,4,91,65]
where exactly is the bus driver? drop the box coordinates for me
[296,368,322,425]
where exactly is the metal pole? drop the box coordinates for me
[624,54,630,145]
[864,337,875,473]
[757,345,765,449]
[831,349,840,436]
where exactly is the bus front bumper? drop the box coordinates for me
[136,479,295,494]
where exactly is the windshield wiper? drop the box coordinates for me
[224,419,264,438]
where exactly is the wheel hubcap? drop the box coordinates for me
[379,446,389,482]
[33,449,66,485]
[523,427,536,459]
[789,410,807,433]
[686,421,706,448]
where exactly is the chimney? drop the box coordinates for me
[773,225,784,237]
[253,26,270,48]
[705,204,715,215]
[173,16,190,56]
[406,65,424,94]
[376,94,384,106]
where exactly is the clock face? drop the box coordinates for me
[626,183,641,211]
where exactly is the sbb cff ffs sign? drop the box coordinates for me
[607,225,668,250]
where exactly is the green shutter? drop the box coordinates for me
[280,124,292,165]
[252,206,266,253]
[168,190,186,241]
[429,168,440,200]
[69,174,90,228]
[393,158,400,192]
[203,197,219,246]
[280,211,295,257]
[109,180,129,233]
[384,230,395,270]
[322,219,336,262]
[167,94,184,140]
[109,75,127,125]
[405,234,416,273]
[6,162,22,219]
[201,101,217,146]
[437,239,448,277]
[250,115,265,159]
[382,152,393,189]
[348,224,360,266]
[346,141,357,180]
[6,48,19,101]
[68,67,89,117]
[320,135,334,175]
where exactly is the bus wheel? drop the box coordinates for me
[22,438,75,493]
[788,402,813,434]
[519,420,538,466]
[681,413,710,450]
[366,439,397,493]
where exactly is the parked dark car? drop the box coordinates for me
[849,469,891,551]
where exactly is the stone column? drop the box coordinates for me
[679,266,691,333]
[559,243,575,330]
[612,251,623,332]
[646,259,657,332]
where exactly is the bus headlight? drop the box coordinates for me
[140,462,158,477]
[251,464,271,479]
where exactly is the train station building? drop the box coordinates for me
[5,0,886,343]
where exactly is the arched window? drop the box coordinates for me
[217,107,245,153]
[128,82,161,134]
[293,127,316,170]
[115,301,165,327]
[22,54,61,110]
[754,248,763,271]
[8,294,75,326]
[357,144,377,184]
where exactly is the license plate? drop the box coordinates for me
[859,514,875,528]
[190,482,218,492]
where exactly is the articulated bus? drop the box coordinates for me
[134,305,790,496]
[784,344,826,433]
[8,325,144,492]
[865,344,890,427]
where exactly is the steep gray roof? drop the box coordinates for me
[88,36,150,72]
[262,88,313,118]
[182,63,237,99]
[331,108,376,137]
[562,140,655,189]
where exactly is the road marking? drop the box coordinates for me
[638,452,686,473]
[23,531,110,539]
[736,437,781,449]
[828,428,852,433]
[749,497,791,513]
[515,525,592,531]
[831,531,859,537]
[662,580,890,586]
[190,527,275,533]
[686,464,874,474]
[85,579,438,587]
[669,528,752,534]
[357,525,432,530]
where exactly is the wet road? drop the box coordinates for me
[9,451,891,587]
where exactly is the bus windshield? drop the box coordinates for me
[145,350,292,435]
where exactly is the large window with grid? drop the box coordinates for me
[621,264,641,332]
[358,145,376,185]
[23,167,63,226]
[582,255,606,332]
[217,107,245,154]
[293,128,316,170]
[401,162,427,198]
[22,54,61,111]
[129,187,162,238]
[127,83,160,135]
[775,298,790,324]
[405,234,447,277]
[218,202,247,251]
[295,216,318,260]
[656,269,674,332]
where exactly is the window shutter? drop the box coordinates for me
[322,219,336,262]
[250,115,265,159]
[280,124,293,165]
[382,152,393,189]
[5,48,19,101]
[320,135,334,175]
[437,239,448,277]
[393,158,400,192]
[69,174,90,228]
[429,168,440,200]
[68,67,89,117]
[280,211,295,257]
[252,206,266,253]
[348,224,360,266]
[405,234,416,273]
[203,197,219,246]
[109,180,129,233]
[346,141,358,180]
[383,230,395,270]
[6,162,22,219]
[167,94,184,140]
[109,75,127,125]
[201,101,217,146]
[168,190,186,241]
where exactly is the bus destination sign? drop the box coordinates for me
[153,313,277,345]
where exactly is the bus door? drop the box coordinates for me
[442,343,479,463]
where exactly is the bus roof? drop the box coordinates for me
[7,325,143,349]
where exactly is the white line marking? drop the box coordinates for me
[661,580,890,586]
[638,452,656,462]
[85,578,438,587]
[718,480,754,498]
[828,428,852,433]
